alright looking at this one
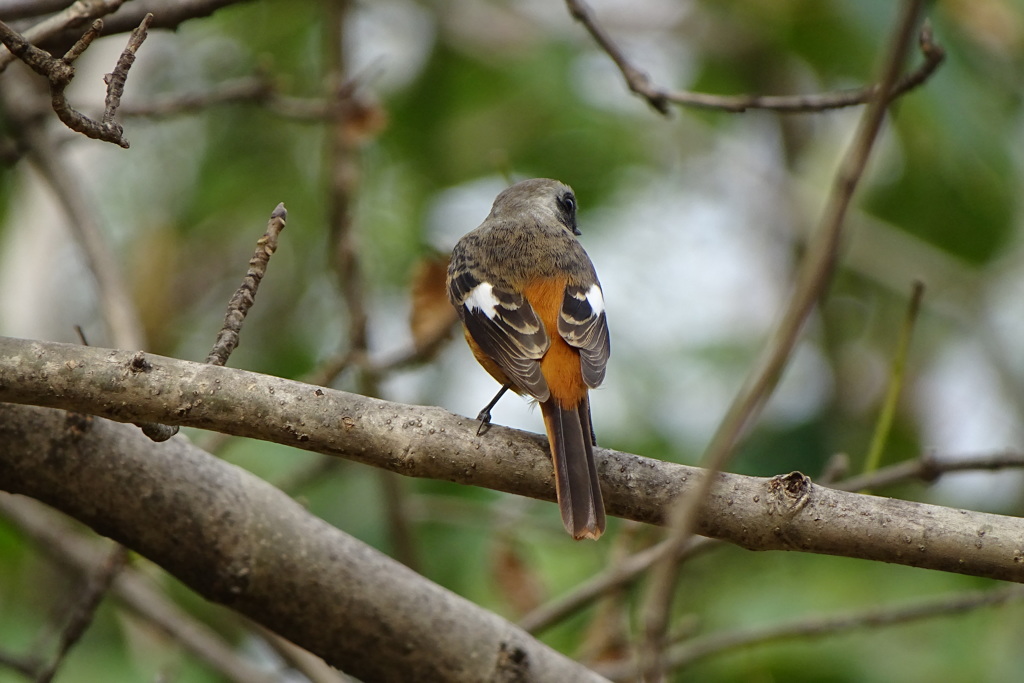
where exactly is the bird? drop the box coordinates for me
[446,178,610,540]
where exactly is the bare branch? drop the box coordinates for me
[141,203,288,442]
[565,0,944,115]
[0,0,124,72]
[3,337,1024,585]
[118,74,354,122]
[100,12,152,131]
[0,11,151,147]
[598,584,1024,680]
[0,0,77,23]
[0,650,40,677]
[45,0,253,43]
[120,75,275,117]
[639,3,931,678]
[564,0,670,114]
[34,546,129,683]
[0,402,608,683]
[519,536,717,635]
[518,450,922,637]
[206,204,288,367]
[0,69,146,348]
[0,494,314,683]
[835,451,1024,493]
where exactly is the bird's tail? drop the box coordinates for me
[540,395,605,540]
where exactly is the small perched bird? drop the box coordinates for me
[447,178,610,540]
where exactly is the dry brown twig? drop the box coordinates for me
[565,0,945,115]
[0,70,146,350]
[121,202,288,444]
[599,584,1024,681]
[519,536,715,635]
[34,545,129,683]
[0,0,125,71]
[637,2,932,679]
[835,450,1024,493]
[0,495,278,683]
[0,0,77,23]
[119,73,358,122]
[206,203,288,366]
[519,448,1024,637]
[0,12,153,147]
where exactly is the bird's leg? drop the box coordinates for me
[475,383,511,435]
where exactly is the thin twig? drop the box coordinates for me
[308,315,459,389]
[250,623,354,683]
[191,203,289,442]
[322,0,419,572]
[600,584,1024,681]
[0,12,151,147]
[861,280,925,481]
[0,495,276,683]
[34,545,129,683]
[206,203,288,366]
[1,68,146,349]
[0,0,125,72]
[519,449,902,636]
[835,450,1024,493]
[519,536,718,634]
[566,0,945,115]
[0,650,40,677]
[119,74,348,121]
[0,0,77,22]
[638,3,930,679]
[100,13,152,131]
[564,0,670,114]
[121,75,276,117]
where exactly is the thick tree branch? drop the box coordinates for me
[2,336,1024,584]
[0,402,606,683]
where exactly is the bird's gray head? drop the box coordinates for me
[489,178,580,236]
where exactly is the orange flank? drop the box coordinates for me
[521,277,588,408]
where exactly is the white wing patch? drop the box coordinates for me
[585,284,605,316]
[465,282,500,319]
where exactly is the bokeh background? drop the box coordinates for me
[2,0,1024,680]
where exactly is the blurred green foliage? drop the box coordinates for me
[3,0,1024,681]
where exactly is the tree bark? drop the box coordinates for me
[0,401,606,683]
[1,335,1023,585]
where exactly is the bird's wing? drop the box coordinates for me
[448,268,551,401]
[557,282,610,389]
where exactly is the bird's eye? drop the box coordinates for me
[558,193,576,216]
[556,192,581,235]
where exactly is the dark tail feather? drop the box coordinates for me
[540,397,606,540]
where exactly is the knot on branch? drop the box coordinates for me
[126,351,152,374]
[766,471,812,518]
